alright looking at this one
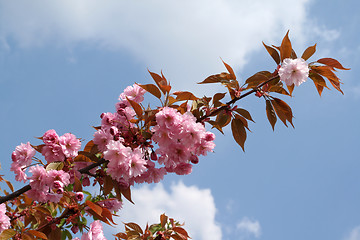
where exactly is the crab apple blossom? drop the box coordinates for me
[59,133,81,158]
[10,142,36,182]
[74,220,107,240]
[0,204,10,233]
[278,58,309,86]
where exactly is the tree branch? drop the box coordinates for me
[197,74,279,122]
[0,158,108,204]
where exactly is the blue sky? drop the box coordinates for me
[0,1,359,239]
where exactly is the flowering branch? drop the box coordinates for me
[0,158,108,204]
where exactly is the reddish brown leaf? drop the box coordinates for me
[309,71,329,88]
[301,44,317,61]
[125,222,143,234]
[160,213,168,228]
[47,227,61,240]
[173,227,190,238]
[22,233,33,240]
[198,72,232,84]
[245,71,270,88]
[234,108,254,122]
[101,207,117,225]
[234,114,250,131]
[262,42,280,65]
[73,176,82,192]
[266,100,277,130]
[280,31,292,61]
[317,58,350,70]
[213,92,226,103]
[84,140,95,153]
[221,59,236,80]
[328,79,344,94]
[216,110,231,128]
[28,230,48,239]
[103,175,114,195]
[121,187,134,204]
[114,232,128,239]
[271,98,294,128]
[148,70,169,94]
[77,151,99,163]
[126,97,143,118]
[138,83,162,99]
[231,118,246,151]
[86,200,103,216]
[314,82,324,96]
[311,66,340,82]
[287,84,295,96]
[173,91,199,101]
[32,144,45,154]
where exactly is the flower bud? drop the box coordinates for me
[75,192,84,202]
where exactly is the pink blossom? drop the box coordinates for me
[174,163,193,175]
[93,129,113,152]
[279,58,309,86]
[42,129,59,145]
[119,84,146,103]
[10,142,36,182]
[127,148,147,179]
[0,204,10,233]
[41,144,65,163]
[59,133,81,158]
[80,220,107,240]
[27,166,70,203]
[104,140,131,181]
[152,107,215,173]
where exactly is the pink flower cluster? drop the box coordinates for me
[104,142,147,182]
[26,165,70,203]
[279,58,309,87]
[152,107,215,175]
[93,84,146,152]
[0,204,10,233]
[93,84,168,185]
[73,220,106,240]
[41,130,81,163]
[10,142,36,182]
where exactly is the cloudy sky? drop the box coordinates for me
[0,0,359,239]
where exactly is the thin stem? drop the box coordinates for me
[197,74,279,122]
[0,158,108,204]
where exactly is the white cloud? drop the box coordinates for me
[0,0,338,94]
[236,217,262,238]
[344,226,360,240]
[115,181,222,240]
